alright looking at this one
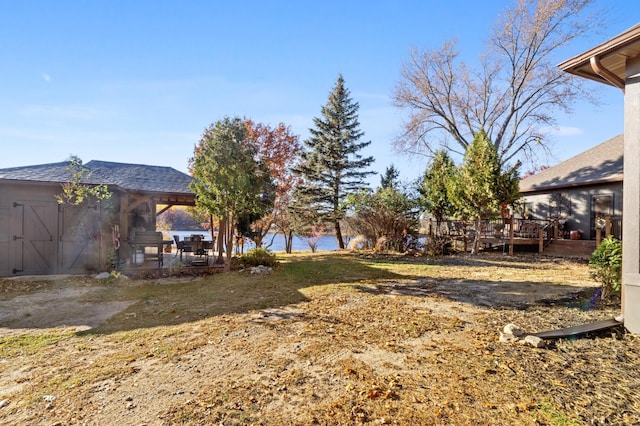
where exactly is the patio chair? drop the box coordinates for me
[173,235,192,260]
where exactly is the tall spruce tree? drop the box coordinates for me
[294,75,375,249]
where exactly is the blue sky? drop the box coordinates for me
[0,1,636,185]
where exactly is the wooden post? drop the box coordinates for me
[509,216,514,256]
[462,222,468,252]
[596,228,602,247]
[119,192,130,264]
[538,226,544,253]
[554,218,559,240]
[605,216,612,238]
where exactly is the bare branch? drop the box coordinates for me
[392,0,602,167]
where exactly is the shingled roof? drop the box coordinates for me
[0,160,194,195]
[520,134,623,193]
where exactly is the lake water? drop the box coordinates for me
[165,230,340,252]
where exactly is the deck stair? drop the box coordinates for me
[543,239,596,259]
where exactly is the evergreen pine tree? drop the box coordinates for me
[294,75,375,249]
[447,130,519,254]
[380,165,400,190]
[420,150,455,227]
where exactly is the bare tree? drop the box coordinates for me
[393,0,601,166]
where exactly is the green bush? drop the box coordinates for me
[589,236,622,299]
[236,247,277,268]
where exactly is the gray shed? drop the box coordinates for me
[0,160,194,276]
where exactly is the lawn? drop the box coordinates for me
[0,252,637,425]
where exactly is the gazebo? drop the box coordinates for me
[558,23,640,333]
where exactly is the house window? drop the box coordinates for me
[516,201,532,219]
[548,192,571,219]
[590,194,613,239]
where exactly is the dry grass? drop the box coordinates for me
[0,252,638,425]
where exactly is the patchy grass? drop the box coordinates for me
[0,332,72,358]
[0,252,637,425]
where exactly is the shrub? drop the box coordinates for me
[347,234,371,251]
[589,236,622,299]
[423,235,453,256]
[236,247,277,268]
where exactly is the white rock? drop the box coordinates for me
[523,335,545,348]
[94,272,111,279]
[248,265,272,274]
[503,323,524,337]
[0,400,10,409]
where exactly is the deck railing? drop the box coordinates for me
[427,215,623,254]
[595,216,622,246]
[428,217,554,254]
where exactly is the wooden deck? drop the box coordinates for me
[479,236,596,259]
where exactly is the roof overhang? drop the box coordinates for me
[558,23,640,90]
[520,176,623,194]
[0,179,196,207]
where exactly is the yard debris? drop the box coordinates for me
[94,272,111,280]
[499,323,546,348]
[501,317,625,348]
[244,265,272,275]
[532,318,623,339]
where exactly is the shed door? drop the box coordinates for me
[0,208,10,275]
[13,201,58,275]
[59,204,100,273]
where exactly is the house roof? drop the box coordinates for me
[558,23,640,89]
[0,160,194,195]
[519,134,623,193]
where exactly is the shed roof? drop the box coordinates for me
[0,160,194,195]
[519,134,623,193]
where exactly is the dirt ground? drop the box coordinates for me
[0,275,199,335]
[0,254,638,425]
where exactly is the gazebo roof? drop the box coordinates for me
[558,23,640,89]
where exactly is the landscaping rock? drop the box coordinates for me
[503,323,523,337]
[521,335,546,348]
[499,323,524,343]
[247,265,272,275]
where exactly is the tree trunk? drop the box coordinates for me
[335,221,344,250]
[224,213,234,272]
[284,230,293,254]
[216,216,226,265]
[471,217,481,255]
[253,232,263,248]
[209,214,216,248]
